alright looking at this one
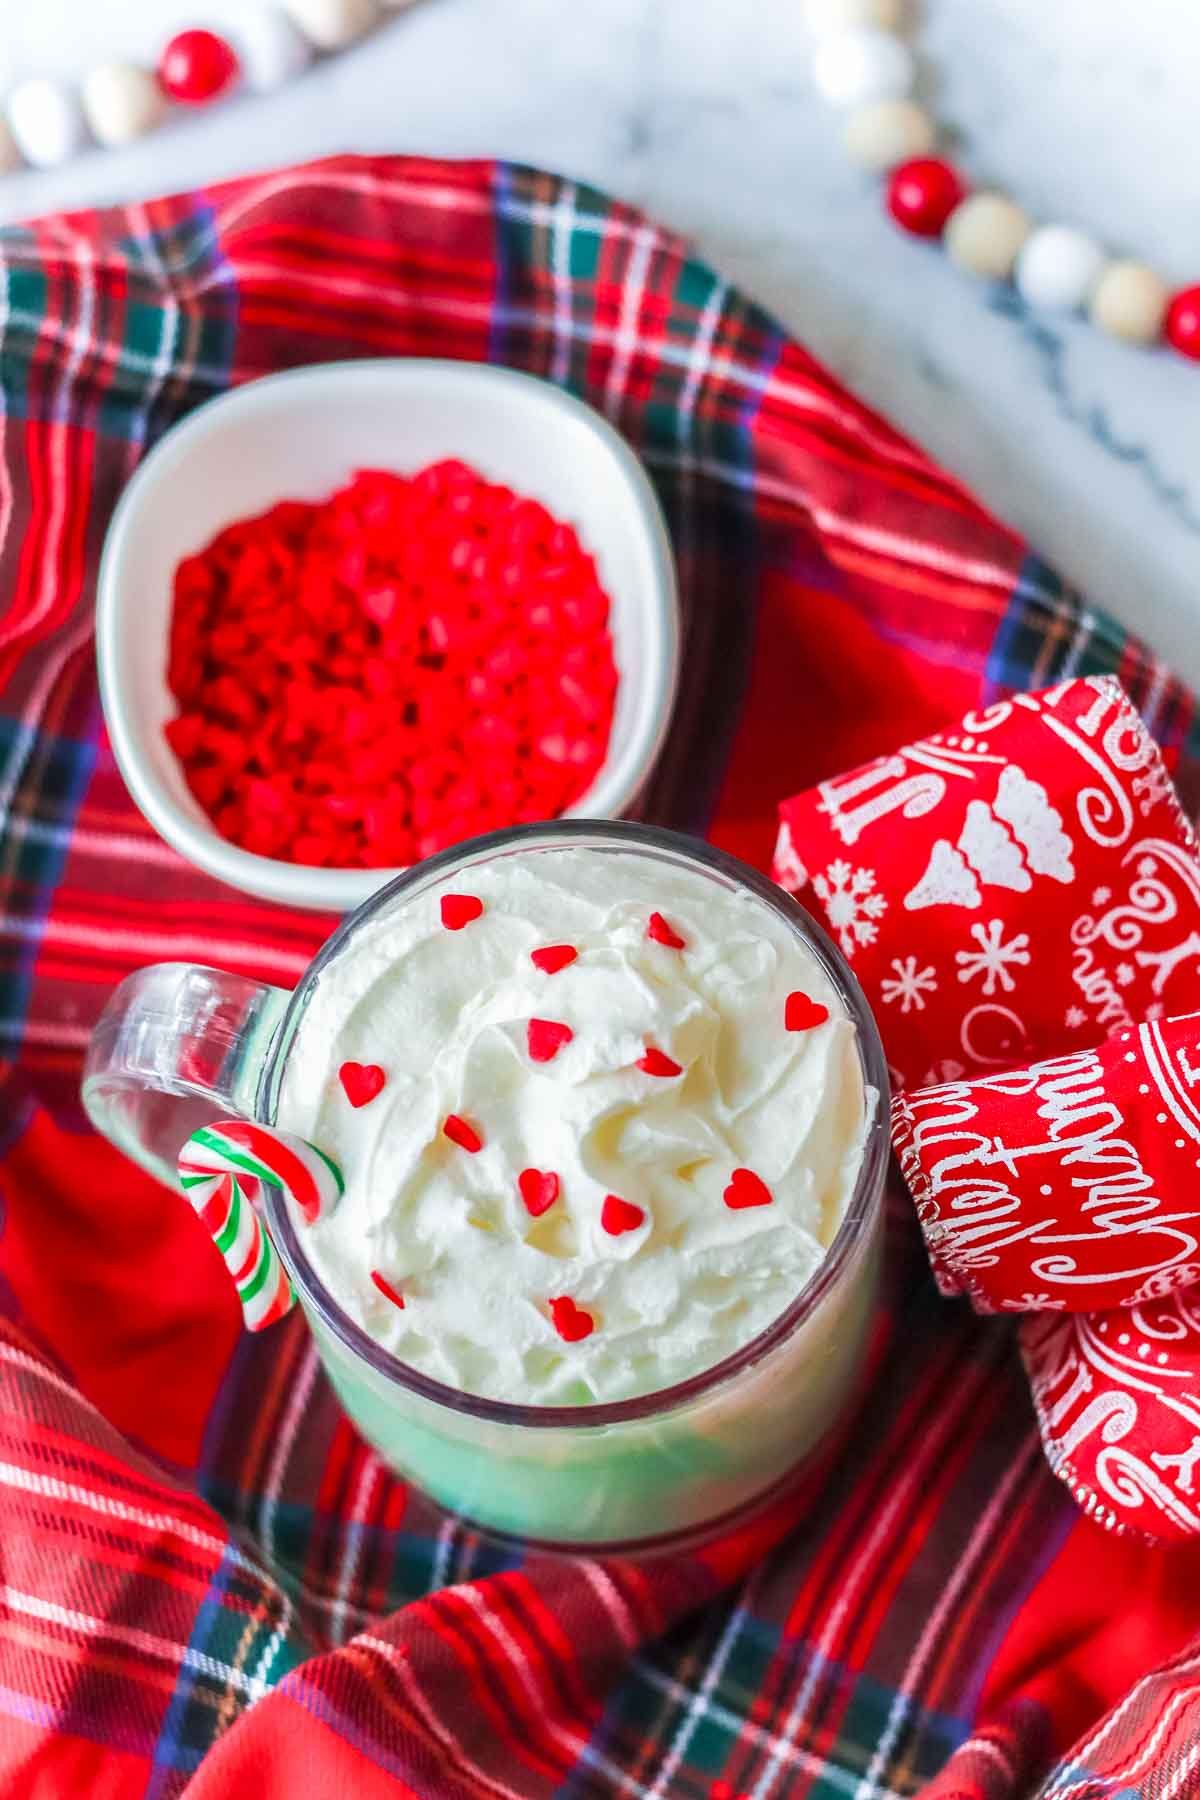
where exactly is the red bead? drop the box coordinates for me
[1165,285,1200,361]
[886,158,968,239]
[157,30,240,104]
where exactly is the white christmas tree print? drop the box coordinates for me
[958,799,1030,891]
[812,859,887,957]
[905,760,1075,910]
[955,919,1031,995]
[904,840,981,911]
[992,765,1074,882]
[880,956,938,1013]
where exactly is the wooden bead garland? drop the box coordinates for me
[807,5,1199,358]
[0,1,406,175]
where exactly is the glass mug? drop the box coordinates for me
[84,822,889,1550]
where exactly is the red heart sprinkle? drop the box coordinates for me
[518,1168,560,1217]
[549,1296,595,1342]
[370,1271,406,1309]
[338,1061,386,1107]
[441,893,484,930]
[637,1046,682,1078]
[647,912,686,950]
[601,1194,645,1236]
[785,991,830,1032]
[724,1168,774,1210]
[527,1018,574,1063]
[530,944,578,975]
[443,1114,483,1153]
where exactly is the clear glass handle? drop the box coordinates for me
[83,963,291,1190]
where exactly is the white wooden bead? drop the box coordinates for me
[842,98,934,171]
[236,8,313,90]
[813,28,915,107]
[7,78,88,170]
[283,0,379,50]
[805,0,907,32]
[1089,260,1170,345]
[1015,225,1107,313]
[81,63,165,149]
[944,193,1031,281]
[0,117,21,175]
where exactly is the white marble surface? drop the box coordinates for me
[0,1,1196,680]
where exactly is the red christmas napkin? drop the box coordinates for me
[776,673,1200,1542]
[892,1013,1200,1316]
[1022,1291,1200,1542]
[774,673,1200,1091]
[891,1016,1200,1543]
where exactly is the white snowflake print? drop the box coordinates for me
[813,859,888,957]
[1064,1005,1087,1029]
[999,1294,1066,1312]
[955,919,1032,996]
[880,956,938,1014]
[1091,886,1112,907]
[1116,962,1135,988]
[1138,856,1157,879]
[1146,1000,1166,1020]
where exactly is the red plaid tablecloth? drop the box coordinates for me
[2,153,1200,1800]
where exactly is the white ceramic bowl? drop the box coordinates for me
[96,359,680,912]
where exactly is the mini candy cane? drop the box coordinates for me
[178,1120,344,1331]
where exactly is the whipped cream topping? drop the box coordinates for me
[277,845,868,1405]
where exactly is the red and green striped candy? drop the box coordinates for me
[177,1120,343,1331]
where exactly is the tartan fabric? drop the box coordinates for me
[2,153,1200,1799]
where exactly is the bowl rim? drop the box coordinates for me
[95,357,681,912]
[258,819,891,1431]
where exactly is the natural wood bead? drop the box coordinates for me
[843,98,934,171]
[1089,260,1170,345]
[82,63,166,148]
[944,193,1032,281]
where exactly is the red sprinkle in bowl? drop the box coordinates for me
[97,360,680,912]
